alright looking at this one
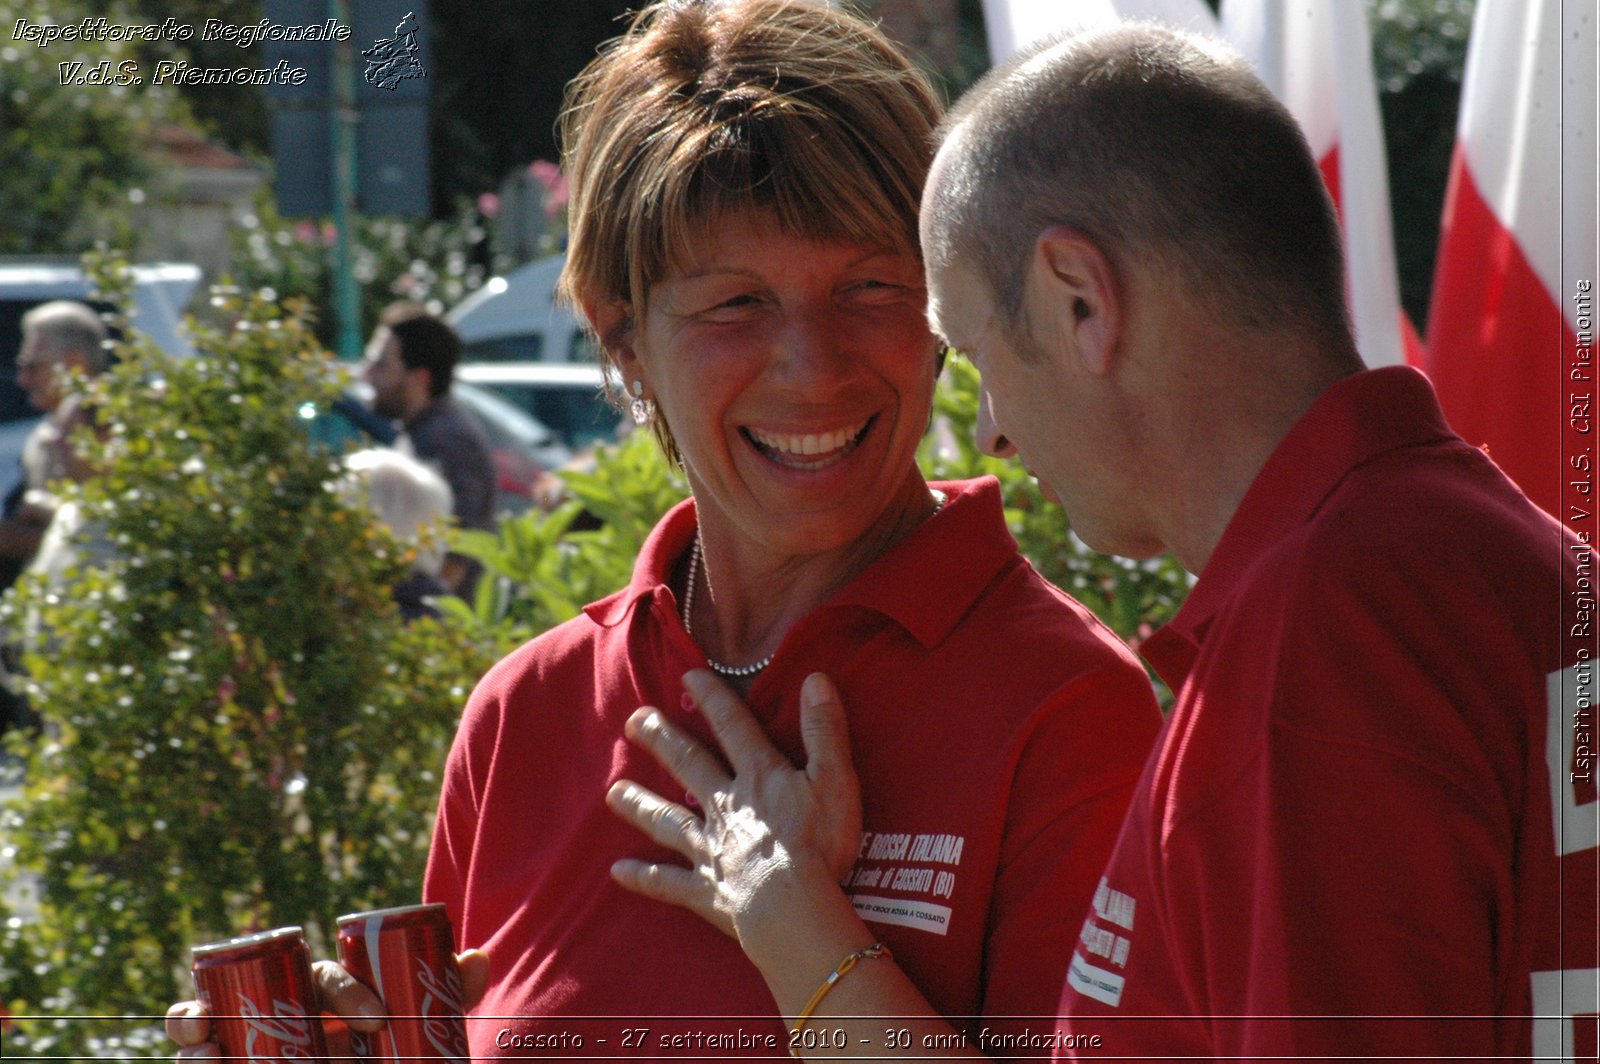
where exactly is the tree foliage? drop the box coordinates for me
[0,0,188,254]
[1369,0,1476,327]
[0,258,499,1056]
[427,0,636,214]
[120,0,270,161]
[228,198,501,349]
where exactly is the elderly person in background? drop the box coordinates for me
[0,301,108,578]
[1,302,110,729]
[168,1,1160,1057]
[339,448,454,621]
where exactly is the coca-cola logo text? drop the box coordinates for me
[416,961,470,1062]
[236,992,316,1061]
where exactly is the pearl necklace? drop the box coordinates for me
[682,534,774,677]
[679,490,947,679]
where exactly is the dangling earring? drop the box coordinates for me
[630,380,651,426]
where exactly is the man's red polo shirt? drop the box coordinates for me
[1060,367,1598,1060]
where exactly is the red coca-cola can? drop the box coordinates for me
[336,902,470,1062]
[191,926,330,1062]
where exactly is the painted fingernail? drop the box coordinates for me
[681,691,697,713]
[684,790,701,810]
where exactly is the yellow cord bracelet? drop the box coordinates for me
[788,942,892,1058]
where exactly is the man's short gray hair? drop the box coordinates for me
[927,23,1351,350]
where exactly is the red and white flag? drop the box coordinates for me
[1425,0,1598,521]
[1219,0,1421,369]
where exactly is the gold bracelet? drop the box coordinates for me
[788,942,892,1057]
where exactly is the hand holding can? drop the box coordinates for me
[190,926,331,1062]
[168,948,487,1059]
[336,903,471,1061]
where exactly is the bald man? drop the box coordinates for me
[922,23,1594,1060]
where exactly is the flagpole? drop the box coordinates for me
[329,0,361,361]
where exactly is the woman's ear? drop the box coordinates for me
[584,299,640,379]
[1033,226,1122,377]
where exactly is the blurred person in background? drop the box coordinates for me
[361,303,496,598]
[0,300,109,736]
[169,0,1160,1057]
[0,301,108,582]
[339,447,454,621]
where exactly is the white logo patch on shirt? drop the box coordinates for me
[1067,876,1137,1007]
[846,830,965,937]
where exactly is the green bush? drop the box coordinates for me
[0,258,500,1056]
[442,431,691,644]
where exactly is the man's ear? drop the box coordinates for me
[404,363,436,402]
[1032,226,1121,376]
[583,299,640,381]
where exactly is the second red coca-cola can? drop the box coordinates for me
[336,902,470,1062]
[191,925,330,1062]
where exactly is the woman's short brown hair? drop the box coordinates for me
[557,0,942,328]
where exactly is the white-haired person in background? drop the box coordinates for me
[340,448,455,621]
[0,300,110,583]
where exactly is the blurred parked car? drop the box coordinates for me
[453,362,622,452]
[446,252,590,364]
[444,251,624,455]
[0,260,201,499]
[453,381,572,508]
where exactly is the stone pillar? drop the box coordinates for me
[138,126,266,290]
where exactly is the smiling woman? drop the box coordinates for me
[163,0,1163,1059]
[596,211,940,621]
